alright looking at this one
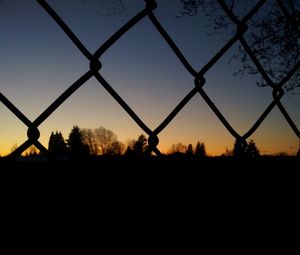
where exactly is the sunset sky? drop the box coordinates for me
[0,0,299,156]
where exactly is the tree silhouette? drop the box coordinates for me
[233,139,247,157]
[195,141,206,157]
[169,142,187,154]
[92,0,299,92]
[186,144,194,155]
[82,127,124,155]
[233,139,260,157]
[179,0,300,92]
[124,135,149,156]
[107,141,125,155]
[94,126,118,155]
[124,138,137,155]
[48,131,67,157]
[133,134,148,155]
[67,126,90,158]
[82,128,99,155]
[245,139,260,157]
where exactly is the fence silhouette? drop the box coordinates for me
[1,0,299,159]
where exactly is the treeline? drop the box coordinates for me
[167,139,263,158]
[6,123,297,159]
[46,126,150,159]
[29,125,211,158]
[168,142,207,157]
[18,125,210,158]
[18,124,272,159]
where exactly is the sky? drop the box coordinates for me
[0,0,299,156]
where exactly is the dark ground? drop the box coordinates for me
[0,156,299,251]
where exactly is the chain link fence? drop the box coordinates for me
[1,0,299,159]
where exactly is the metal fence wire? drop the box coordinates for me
[1,0,299,159]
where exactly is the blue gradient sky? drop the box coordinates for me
[0,0,299,156]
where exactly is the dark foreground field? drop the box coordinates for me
[1,156,299,251]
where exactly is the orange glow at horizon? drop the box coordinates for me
[0,113,298,157]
